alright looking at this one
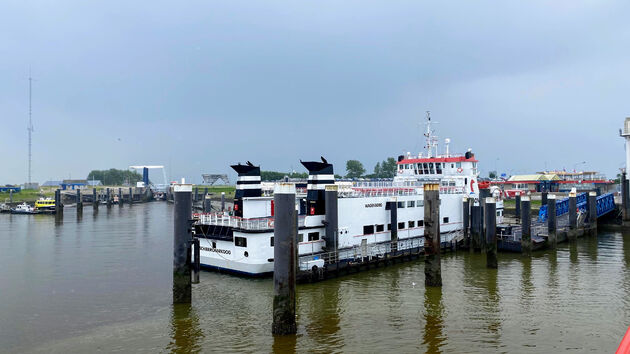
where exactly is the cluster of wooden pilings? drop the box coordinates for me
[53,187,149,220]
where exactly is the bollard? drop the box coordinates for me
[568,191,577,240]
[221,192,225,212]
[588,191,598,236]
[541,191,548,209]
[106,188,111,208]
[389,198,398,253]
[424,183,442,287]
[191,238,200,284]
[324,185,339,254]
[462,197,470,250]
[485,197,497,268]
[521,196,531,255]
[118,188,123,207]
[129,187,133,205]
[173,184,193,304]
[547,195,557,249]
[272,183,297,335]
[515,194,521,220]
[77,188,83,212]
[92,188,98,209]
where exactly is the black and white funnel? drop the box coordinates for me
[231,161,261,217]
[300,157,334,215]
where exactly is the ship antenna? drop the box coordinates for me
[424,111,439,158]
[27,71,34,186]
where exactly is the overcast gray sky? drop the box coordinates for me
[2,0,629,184]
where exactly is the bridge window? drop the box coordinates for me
[363,225,374,235]
[235,237,247,247]
[376,224,384,232]
[398,201,405,208]
[417,163,423,174]
[429,163,434,174]
[436,163,442,174]
[456,162,462,168]
[407,201,415,208]
[308,232,320,241]
[423,163,429,174]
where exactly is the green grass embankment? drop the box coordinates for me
[0,188,55,203]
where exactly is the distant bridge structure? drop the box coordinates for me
[202,174,230,185]
[129,165,168,192]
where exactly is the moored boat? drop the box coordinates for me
[11,203,38,214]
[194,113,502,276]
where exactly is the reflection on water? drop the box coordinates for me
[422,286,445,353]
[167,304,204,354]
[1,204,630,353]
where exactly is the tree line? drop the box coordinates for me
[87,169,144,186]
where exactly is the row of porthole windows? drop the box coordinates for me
[234,232,323,249]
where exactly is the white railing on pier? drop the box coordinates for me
[197,213,305,230]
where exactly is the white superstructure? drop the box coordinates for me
[194,114,500,275]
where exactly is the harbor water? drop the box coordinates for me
[1,202,629,353]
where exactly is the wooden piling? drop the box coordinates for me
[515,193,521,220]
[173,184,193,304]
[568,191,577,240]
[424,183,442,287]
[462,197,470,250]
[541,191,548,209]
[485,197,497,268]
[106,188,111,208]
[203,194,211,213]
[521,196,531,255]
[272,183,297,335]
[93,188,98,210]
[623,172,630,222]
[547,194,557,249]
[479,189,490,252]
[76,189,83,212]
[471,205,481,252]
[118,188,123,207]
[221,192,225,212]
[129,187,133,205]
[324,185,339,253]
[588,191,598,236]
[389,199,398,252]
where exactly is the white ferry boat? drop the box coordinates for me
[194,114,499,275]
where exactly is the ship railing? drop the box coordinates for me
[299,230,463,269]
[197,213,305,230]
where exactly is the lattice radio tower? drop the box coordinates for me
[27,74,34,185]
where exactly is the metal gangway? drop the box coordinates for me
[538,192,615,222]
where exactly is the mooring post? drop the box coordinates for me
[521,196,531,255]
[424,183,442,287]
[485,197,498,268]
[56,189,63,215]
[173,183,193,304]
[547,194,557,249]
[194,188,198,202]
[191,238,200,284]
[106,188,111,208]
[568,191,577,240]
[471,205,481,252]
[272,183,298,335]
[389,198,398,253]
[221,192,225,212]
[92,188,98,210]
[541,191,548,209]
[76,188,82,212]
[515,193,521,220]
[118,188,123,207]
[203,194,211,213]
[479,189,490,252]
[623,172,630,222]
[129,187,133,205]
[463,197,470,250]
[324,185,339,254]
[588,191,598,236]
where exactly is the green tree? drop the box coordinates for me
[345,160,365,178]
[379,157,397,178]
[87,169,143,186]
[489,171,497,179]
[373,162,381,177]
